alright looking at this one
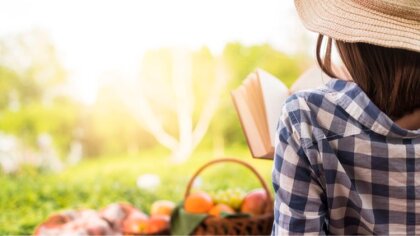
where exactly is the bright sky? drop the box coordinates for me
[0,0,314,104]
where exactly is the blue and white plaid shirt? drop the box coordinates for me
[272,79,420,235]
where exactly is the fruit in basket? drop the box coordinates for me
[100,203,134,230]
[209,203,235,217]
[184,191,214,213]
[211,188,247,210]
[240,188,268,216]
[122,210,149,234]
[150,200,176,217]
[146,215,170,234]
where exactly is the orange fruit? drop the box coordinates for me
[146,215,170,234]
[150,200,176,217]
[122,216,148,234]
[209,203,235,217]
[184,191,214,214]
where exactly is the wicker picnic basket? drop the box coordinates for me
[184,158,274,235]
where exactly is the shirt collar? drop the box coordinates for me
[326,79,420,139]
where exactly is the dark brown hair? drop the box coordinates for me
[316,34,420,120]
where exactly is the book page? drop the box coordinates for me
[231,86,268,158]
[256,69,289,147]
[250,73,273,152]
[242,74,267,143]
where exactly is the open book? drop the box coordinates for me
[231,66,333,159]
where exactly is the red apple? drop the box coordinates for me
[150,200,176,217]
[240,189,268,216]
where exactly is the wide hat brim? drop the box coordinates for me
[295,0,420,52]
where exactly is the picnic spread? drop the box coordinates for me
[34,158,274,235]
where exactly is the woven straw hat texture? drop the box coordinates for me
[295,0,420,52]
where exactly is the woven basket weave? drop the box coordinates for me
[184,158,274,235]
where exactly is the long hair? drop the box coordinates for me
[316,34,420,120]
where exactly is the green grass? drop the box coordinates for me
[0,146,274,235]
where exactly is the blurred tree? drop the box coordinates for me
[0,30,77,155]
[0,66,20,110]
[0,99,79,155]
[122,48,228,162]
[125,44,310,162]
[0,30,67,106]
[79,80,150,157]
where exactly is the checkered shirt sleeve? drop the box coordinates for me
[272,94,327,235]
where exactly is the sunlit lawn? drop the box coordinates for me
[0,146,274,235]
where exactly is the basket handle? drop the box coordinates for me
[184,158,273,212]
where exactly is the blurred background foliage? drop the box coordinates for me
[0,30,311,234]
[0,32,310,158]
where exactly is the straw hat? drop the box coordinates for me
[294,0,420,52]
